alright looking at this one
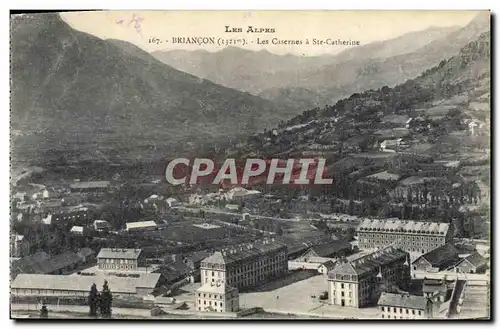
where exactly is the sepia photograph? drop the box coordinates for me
[9,9,491,320]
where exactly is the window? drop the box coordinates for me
[418,311,421,315]
[381,307,385,311]
[341,283,344,289]
[406,309,409,314]
[220,302,223,306]
[204,301,206,305]
[341,292,345,297]
[212,271,215,276]
[412,310,415,315]
[399,308,402,313]
[393,308,396,313]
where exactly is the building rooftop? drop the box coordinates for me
[126,221,157,230]
[328,246,408,279]
[319,260,336,270]
[457,251,487,268]
[378,292,427,310]
[70,181,110,190]
[11,251,83,277]
[201,240,286,266]
[11,273,161,294]
[306,240,351,257]
[77,248,95,258]
[97,248,143,260]
[413,244,460,269]
[422,278,451,294]
[357,218,449,236]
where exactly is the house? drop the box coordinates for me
[412,244,461,273]
[422,278,453,302]
[77,248,96,264]
[93,220,111,232]
[11,251,85,278]
[225,204,240,212]
[297,240,351,260]
[70,226,86,235]
[378,292,429,319]
[318,260,336,275]
[225,187,262,202]
[166,198,180,207]
[453,251,488,274]
[183,251,212,271]
[97,248,145,271]
[69,181,110,193]
[126,220,158,232]
[380,138,402,151]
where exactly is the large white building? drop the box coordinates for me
[196,280,239,313]
[200,240,287,291]
[356,219,451,254]
[126,221,157,232]
[97,248,145,271]
[327,246,410,308]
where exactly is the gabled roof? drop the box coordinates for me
[306,240,351,257]
[413,244,460,269]
[11,273,161,294]
[201,241,286,266]
[328,246,408,279]
[378,292,427,310]
[126,221,157,230]
[97,248,142,260]
[319,260,336,270]
[456,251,487,268]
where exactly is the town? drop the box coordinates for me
[10,171,490,319]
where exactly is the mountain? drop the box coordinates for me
[153,13,489,111]
[10,13,297,166]
[227,31,490,169]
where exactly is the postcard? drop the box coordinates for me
[10,10,491,320]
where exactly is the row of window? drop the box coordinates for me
[331,291,352,298]
[198,293,224,299]
[381,306,422,315]
[99,258,136,264]
[99,264,135,270]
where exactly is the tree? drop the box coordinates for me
[99,280,113,318]
[39,304,48,318]
[88,283,100,317]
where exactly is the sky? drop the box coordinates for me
[61,10,481,56]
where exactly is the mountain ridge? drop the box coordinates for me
[10,13,300,165]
